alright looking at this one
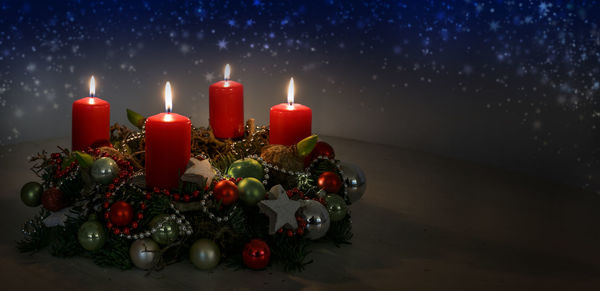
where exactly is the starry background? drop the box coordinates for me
[0,0,598,193]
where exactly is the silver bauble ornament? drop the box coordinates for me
[129,238,160,270]
[190,239,221,270]
[298,200,330,240]
[91,157,119,184]
[339,161,366,203]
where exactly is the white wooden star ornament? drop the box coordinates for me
[258,184,301,234]
[181,158,216,187]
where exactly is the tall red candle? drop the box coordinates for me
[145,82,191,190]
[72,76,110,151]
[209,64,244,139]
[269,78,312,146]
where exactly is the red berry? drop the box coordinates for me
[296,228,304,235]
[277,228,284,234]
[131,221,138,229]
[139,202,146,210]
[104,212,109,219]
[123,228,130,235]
[106,222,113,229]
[287,230,294,237]
[173,193,180,201]
[103,202,110,209]
[113,228,120,235]
[183,195,191,202]
[137,213,144,220]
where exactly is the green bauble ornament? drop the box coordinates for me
[190,239,221,270]
[226,158,264,180]
[150,214,179,245]
[91,157,119,184]
[77,215,107,251]
[325,194,348,222]
[20,182,43,207]
[238,177,266,206]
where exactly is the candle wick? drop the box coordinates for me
[167,108,171,114]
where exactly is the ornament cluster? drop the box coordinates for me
[18,122,366,272]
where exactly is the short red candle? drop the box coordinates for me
[72,76,110,151]
[269,78,312,146]
[145,82,191,190]
[209,64,244,139]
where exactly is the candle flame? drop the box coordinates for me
[165,81,172,113]
[89,76,96,97]
[224,64,231,81]
[287,77,294,107]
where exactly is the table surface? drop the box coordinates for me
[1,136,599,290]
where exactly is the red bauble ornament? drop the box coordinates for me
[41,187,68,211]
[304,141,335,166]
[213,180,239,205]
[109,201,134,226]
[242,239,271,270]
[317,171,342,193]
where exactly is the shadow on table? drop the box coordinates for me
[289,201,600,286]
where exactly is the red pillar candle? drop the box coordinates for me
[72,76,110,151]
[209,64,244,139]
[269,78,312,146]
[145,82,192,190]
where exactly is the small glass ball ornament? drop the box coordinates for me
[190,238,221,270]
[213,180,239,206]
[238,177,266,206]
[317,171,342,193]
[41,187,68,212]
[129,238,160,270]
[298,200,330,240]
[77,214,106,251]
[226,158,264,180]
[325,194,348,222]
[20,181,43,207]
[242,239,271,270]
[150,214,179,245]
[91,157,119,184]
[109,201,134,226]
[304,141,335,167]
[339,161,367,204]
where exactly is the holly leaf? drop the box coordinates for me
[297,134,318,157]
[127,109,146,129]
[73,151,94,168]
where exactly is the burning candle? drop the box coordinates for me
[145,82,192,189]
[209,64,244,139]
[269,78,312,146]
[72,76,111,151]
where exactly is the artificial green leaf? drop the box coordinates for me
[296,134,318,157]
[73,151,94,168]
[126,108,146,129]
